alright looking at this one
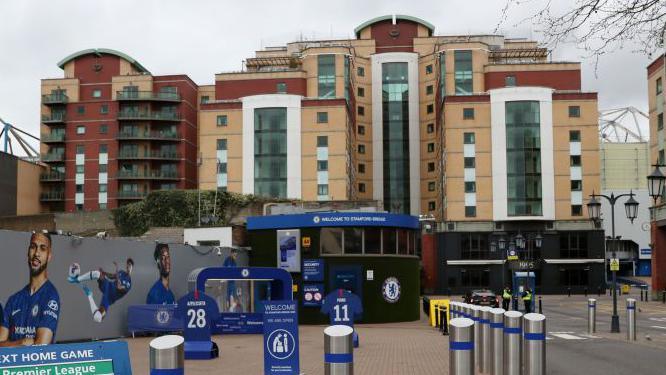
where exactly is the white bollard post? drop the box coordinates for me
[490,308,506,375]
[522,313,546,375]
[588,299,596,334]
[480,306,492,373]
[324,325,354,375]
[503,310,523,375]
[627,298,637,341]
[472,305,482,370]
[450,317,475,375]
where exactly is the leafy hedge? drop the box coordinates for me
[112,190,280,236]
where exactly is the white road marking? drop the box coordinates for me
[551,333,586,340]
[650,325,666,330]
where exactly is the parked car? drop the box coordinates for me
[467,289,500,307]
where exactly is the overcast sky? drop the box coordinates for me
[0,0,656,155]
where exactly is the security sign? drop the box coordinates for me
[610,258,620,271]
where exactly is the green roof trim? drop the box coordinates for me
[57,48,150,74]
[354,15,435,37]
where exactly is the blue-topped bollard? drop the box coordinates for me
[490,308,505,375]
[449,317,475,375]
[503,310,523,375]
[324,325,354,375]
[523,313,546,375]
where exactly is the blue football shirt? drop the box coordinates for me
[146,280,176,305]
[321,289,363,327]
[98,270,132,309]
[2,280,60,342]
[176,291,220,342]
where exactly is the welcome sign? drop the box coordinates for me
[0,341,131,375]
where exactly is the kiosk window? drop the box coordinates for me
[364,228,381,254]
[344,228,363,254]
[397,229,409,255]
[320,228,343,255]
[384,229,397,254]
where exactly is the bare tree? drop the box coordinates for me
[497,0,666,59]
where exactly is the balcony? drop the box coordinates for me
[42,113,66,124]
[117,150,181,160]
[40,172,65,182]
[117,110,181,121]
[41,133,66,143]
[116,170,179,180]
[116,130,180,141]
[40,191,65,201]
[41,93,69,105]
[41,153,65,162]
[117,190,149,199]
[116,91,181,102]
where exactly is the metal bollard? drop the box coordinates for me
[587,299,596,334]
[584,287,588,297]
[627,298,637,341]
[481,306,492,374]
[567,287,571,297]
[538,297,542,314]
[435,304,441,330]
[449,317,475,375]
[662,290,665,304]
[597,286,601,296]
[441,305,449,335]
[324,325,354,375]
[523,313,546,375]
[490,308,505,375]
[503,310,523,375]
[472,305,482,370]
[149,335,185,375]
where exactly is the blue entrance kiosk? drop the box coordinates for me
[512,271,536,312]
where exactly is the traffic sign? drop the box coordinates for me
[610,258,620,271]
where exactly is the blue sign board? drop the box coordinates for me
[0,340,132,375]
[263,300,299,375]
[303,259,324,281]
[248,212,419,230]
[641,248,652,255]
[303,284,324,307]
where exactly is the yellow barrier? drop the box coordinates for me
[622,285,631,295]
[429,299,450,327]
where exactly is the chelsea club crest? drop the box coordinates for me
[156,309,171,324]
[382,277,401,303]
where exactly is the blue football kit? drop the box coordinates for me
[176,291,220,342]
[321,289,363,327]
[98,270,131,310]
[2,280,60,342]
[146,280,176,305]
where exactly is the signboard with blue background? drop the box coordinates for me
[302,259,324,281]
[248,212,419,230]
[263,300,299,375]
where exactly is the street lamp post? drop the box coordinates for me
[586,190,639,333]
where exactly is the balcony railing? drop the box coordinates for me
[41,133,66,143]
[42,113,66,124]
[117,150,181,160]
[40,191,65,201]
[116,91,181,102]
[42,153,65,162]
[116,130,180,141]
[40,172,65,181]
[117,190,149,199]
[117,110,181,121]
[42,93,69,105]
[116,170,179,180]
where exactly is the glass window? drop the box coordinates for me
[75,204,83,211]
[358,163,365,173]
[465,206,477,217]
[200,96,209,104]
[569,130,581,142]
[358,125,365,135]
[100,104,108,114]
[570,155,581,166]
[426,85,434,95]
[427,104,434,114]
[99,124,108,134]
[317,112,328,123]
[99,144,108,153]
[464,132,475,144]
[427,123,434,133]
[77,105,85,114]
[465,181,476,192]
[428,201,436,211]
[571,205,582,216]
[657,77,663,95]
[461,268,490,287]
[428,181,436,191]
[427,143,434,153]
[321,228,343,255]
[217,139,227,150]
[660,149,665,164]
[76,145,84,154]
[318,55,336,98]
[358,144,365,154]
[358,183,366,192]
[357,106,365,116]
[317,184,328,195]
[76,165,84,173]
[569,106,581,118]
[317,136,328,147]
[383,229,397,254]
[454,50,473,95]
[217,115,228,126]
[76,126,85,135]
[560,232,589,258]
[571,180,582,191]
[99,203,107,210]
[397,229,409,254]
[99,164,107,173]
[658,113,664,130]
[99,184,107,193]
[357,87,364,97]
[463,108,474,119]
[317,160,328,171]
[344,228,362,254]
[254,108,287,198]
[505,75,516,87]
[364,228,381,254]
[76,184,83,193]
[276,82,287,93]
[357,67,365,77]
[425,65,433,74]
[428,162,435,172]
[92,89,101,98]
[464,157,475,168]
[439,52,446,97]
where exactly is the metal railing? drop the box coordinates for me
[117,150,181,159]
[117,110,181,121]
[42,153,65,162]
[116,131,180,140]
[40,191,65,201]
[116,91,181,101]
[42,93,69,104]
[117,170,179,179]
[41,133,66,142]
[40,172,65,181]
[117,190,149,199]
[42,113,66,123]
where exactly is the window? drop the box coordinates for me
[569,106,581,118]
[427,143,434,153]
[505,75,516,87]
[427,104,434,114]
[99,124,108,134]
[77,105,85,114]
[318,55,336,98]
[657,77,663,95]
[364,228,381,254]
[100,104,108,114]
[569,130,581,142]
[464,157,475,168]
[76,126,85,135]
[427,123,434,134]
[317,136,328,147]
[217,164,228,174]
[559,268,589,287]
[217,139,227,150]
[465,181,476,193]
[570,155,581,166]
[659,113,664,131]
[428,162,435,172]
[76,204,83,211]
[92,89,101,98]
[344,228,363,254]
[454,50,473,95]
[660,149,665,164]
[465,206,477,217]
[216,115,228,126]
[463,108,474,119]
[384,229,397,254]
[461,268,490,287]
[358,125,365,135]
[560,232,588,258]
[357,87,364,97]
[99,203,107,210]
[571,205,582,216]
[276,82,287,93]
[317,160,328,171]
[76,184,83,193]
[321,228,343,255]
[76,165,84,173]
[357,106,365,116]
[428,201,436,211]
[571,180,582,191]
[358,183,366,193]
[358,163,365,173]
[99,164,107,173]
[317,184,329,195]
[99,184,107,193]
[99,144,108,154]
[76,145,84,154]
[254,108,287,198]
[464,132,475,144]
[428,181,436,191]
[317,112,328,123]
[200,96,209,104]
[358,144,365,154]
[357,67,364,77]
[425,64,433,74]
[460,234,488,259]
[426,85,434,95]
